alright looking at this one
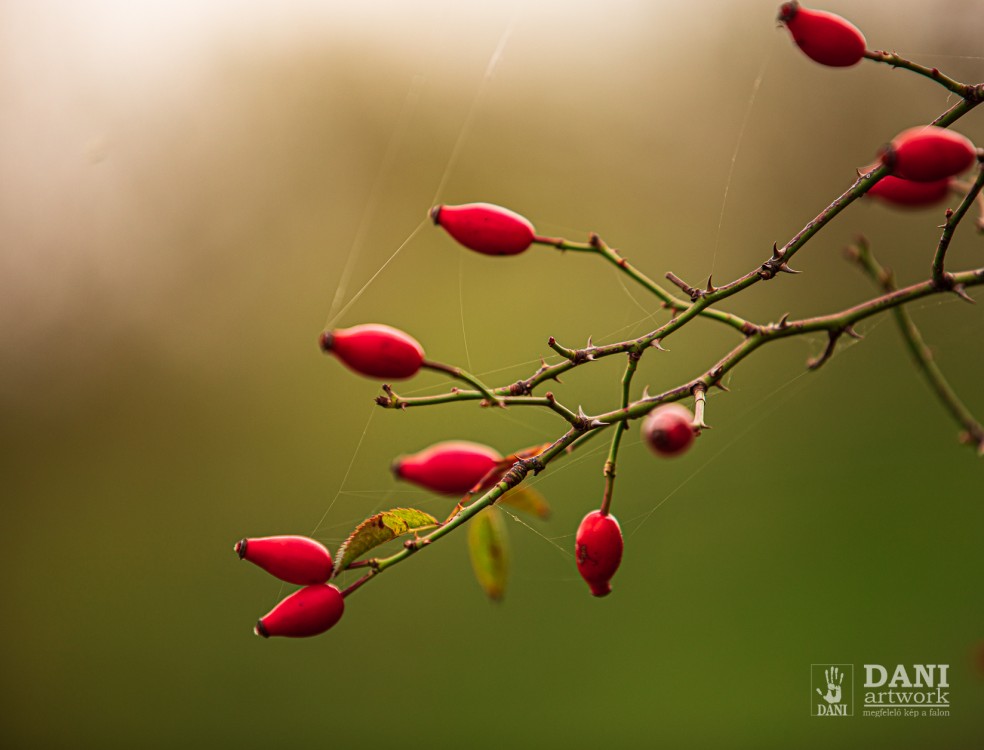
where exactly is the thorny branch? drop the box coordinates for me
[344,56,984,593]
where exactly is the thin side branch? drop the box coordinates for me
[848,238,984,455]
[863,49,981,101]
[933,158,984,289]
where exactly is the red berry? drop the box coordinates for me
[392,440,502,495]
[320,323,424,380]
[254,584,345,638]
[235,535,333,585]
[431,203,536,256]
[778,2,866,68]
[575,510,623,597]
[880,126,977,183]
[642,404,695,457]
[868,175,950,208]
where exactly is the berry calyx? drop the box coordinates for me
[777,2,866,68]
[880,126,977,183]
[431,203,536,256]
[642,404,696,457]
[235,535,333,585]
[254,584,345,638]
[867,175,950,208]
[320,323,424,380]
[392,440,503,495]
[575,510,623,597]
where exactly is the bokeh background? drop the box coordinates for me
[2,0,982,746]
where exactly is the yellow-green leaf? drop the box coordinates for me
[468,507,509,601]
[499,486,551,520]
[333,508,438,577]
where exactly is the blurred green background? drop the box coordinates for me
[2,0,982,747]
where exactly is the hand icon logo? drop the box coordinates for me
[815,666,844,704]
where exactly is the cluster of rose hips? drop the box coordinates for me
[234,2,981,638]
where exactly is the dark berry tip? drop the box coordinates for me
[254,619,269,638]
[318,331,334,352]
[235,538,248,559]
[589,582,613,597]
[878,144,897,172]
[390,459,404,478]
[428,205,443,225]
[777,1,799,23]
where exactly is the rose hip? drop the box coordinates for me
[392,440,503,495]
[254,584,345,638]
[235,535,333,585]
[777,2,866,68]
[575,510,623,597]
[320,323,424,380]
[880,126,977,183]
[642,404,696,457]
[430,202,536,256]
[868,175,950,208]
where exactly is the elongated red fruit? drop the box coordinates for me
[642,404,695,457]
[880,126,977,183]
[254,584,345,638]
[777,2,866,68]
[576,510,623,597]
[320,323,424,380]
[392,440,502,495]
[430,203,535,256]
[235,535,333,585]
[868,175,950,208]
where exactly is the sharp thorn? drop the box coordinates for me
[844,325,863,340]
[953,284,976,304]
[778,263,801,275]
[777,312,790,328]
[651,339,668,351]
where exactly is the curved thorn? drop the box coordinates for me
[953,284,976,304]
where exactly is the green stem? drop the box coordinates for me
[600,352,640,516]
[933,161,984,287]
[533,233,756,334]
[421,360,503,405]
[850,240,984,455]
[863,49,980,100]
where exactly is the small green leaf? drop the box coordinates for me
[468,507,509,601]
[500,486,551,519]
[333,508,438,576]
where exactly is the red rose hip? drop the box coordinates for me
[254,584,345,638]
[576,510,623,597]
[868,175,950,208]
[880,126,977,183]
[642,403,696,457]
[392,440,503,495]
[320,323,424,380]
[777,2,866,68]
[235,535,333,585]
[430,202,536,256]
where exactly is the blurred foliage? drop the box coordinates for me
[1,0,982,747]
